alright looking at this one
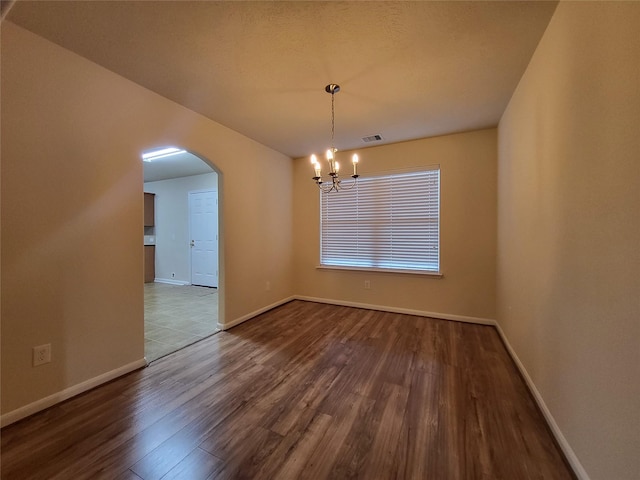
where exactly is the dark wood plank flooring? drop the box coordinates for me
[1,301,574,479]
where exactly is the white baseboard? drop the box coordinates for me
[217,295,495,331]
[0,358,147,428]
[154,278,190,286]
[217,296,295,331]
[493,323,589,480]
[293,295,497,326]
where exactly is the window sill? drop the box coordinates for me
[316,265,443,277]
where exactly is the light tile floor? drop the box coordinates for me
[144,283,219,363]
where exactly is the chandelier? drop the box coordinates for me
[310,84,360,192]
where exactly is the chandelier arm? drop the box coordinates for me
[338,178,359,191]
[314,176,337,193]
[317,182,336,194]
[314,174,359,192]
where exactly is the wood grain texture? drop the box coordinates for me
[0,301,575,479]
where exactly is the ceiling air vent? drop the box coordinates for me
[362,134,383,143]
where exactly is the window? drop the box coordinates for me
[320,167,440,273]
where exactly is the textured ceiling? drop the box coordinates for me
[7,1,557,160]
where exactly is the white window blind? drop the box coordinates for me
[320,168,440,272]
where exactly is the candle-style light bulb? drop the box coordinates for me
[311,154,321,178]
[335,161,340,173]
[352,154,359,176]
[326,149,336,174]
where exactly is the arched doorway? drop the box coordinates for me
[141,147,222,362]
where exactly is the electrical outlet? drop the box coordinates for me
[364,280,371,290]
[33,344,51,367]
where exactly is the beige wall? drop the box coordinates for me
[1,23,293,416]
[293,129,497,320]
[497,3,640,479]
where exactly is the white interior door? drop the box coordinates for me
[189,190,218,287]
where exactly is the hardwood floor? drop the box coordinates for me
[0,301,574,479]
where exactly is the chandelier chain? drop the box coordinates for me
[331,90,335,153]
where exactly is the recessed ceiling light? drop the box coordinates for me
[142,147,186,162]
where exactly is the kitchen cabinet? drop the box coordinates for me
[144,192,155,227]
[144,245,155,283]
